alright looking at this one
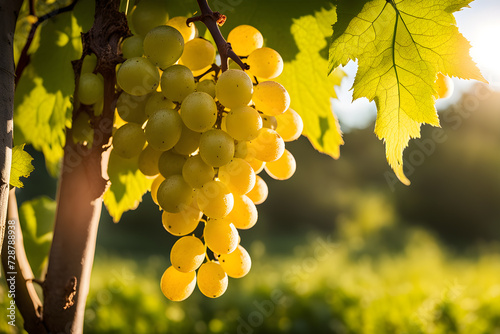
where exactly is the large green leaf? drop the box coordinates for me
[329,0,485,184]
[10,144,34,188]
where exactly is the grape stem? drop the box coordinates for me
[187,0,249,72]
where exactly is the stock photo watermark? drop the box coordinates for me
[5,219,17,327]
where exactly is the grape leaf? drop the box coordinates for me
[10,144,35,188]
[103,151,153,222]
[328,0,485,184]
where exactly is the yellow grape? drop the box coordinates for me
[199,129,235,167]
[196,80,216,98]
[215,69,253,109]
[117,57,159,96]
[218,245,251,278]
[170,236,205,272]
[245,155,265,173]
[173,123,202,156]
[78,73,103,105]
[162,206,202,236]
[204,218,239,254]
[157,175,194,213]
[234,141,248,159]
[252,81,290,116]
[264,149,296,180]
[151,174,165,205]
[116,92,149,124]
[145,109,183,151]
[160,266,196,302]
[181,38,216,71]
[145,91,176,118]
[182,155,215,189]
[247,47,283,79]
[112,123,146,158]
[247,128,285,162]
[225,106,263,141]
[158,150,187,177]
[226,194,258,229]
[144,25,184,69]
[160,65,195,102]
[121,35,144,59]
[180,92,217,132]
[246,175,268,205]
[138,144,162,176]
[218,158,256,195]
[197,180,234,219]
[197,262,228,298]
[436,73,453,99]
[167,16,196,43]
[275,108,303,141]
[227,25,264,56]
[131,0,169,37]
[261,114,277,130]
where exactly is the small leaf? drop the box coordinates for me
[10,144,34,188]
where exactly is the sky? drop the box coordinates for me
[332,0,500,130]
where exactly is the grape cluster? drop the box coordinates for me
[80,0,304,301]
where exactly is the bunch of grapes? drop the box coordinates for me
[79,0,303,301]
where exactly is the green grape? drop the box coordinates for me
[252,81,290,116]
[145,91,176,118]
[225,106,262,141]
[247,47,283,79]
[196,80,216,98]
[265,149,296,180]
[275,108,303,142]
[180,92,217,132]
[218,158,256,195]
[197,262,228,298]
[138,144,162,176]
[117,57,159,96]
[160,65,196,102]
[247,128,284,162]
[151,174,165,205]
[116,92,149,124]
[215,69,253,109]
[160,266,196,302]
[93,97,104,117]
[199,129,235,167]
[81,53,97,74]
[112,123,146,158]
[225,194,258,230]
[227,25,264,56]
[182,155,215,189]
[157,175,194,213]
[246,175,268,205]
[170,236,205,273]
[261,114,277,130]
[203,218,239,254]
[234,141,248,159]
[197,180,234,219]
[162,206,202,236]
[158,150,187,177]
[131,0,169,37]
[218,245,252,278]
[167,16,196,43]
[144,25,184,69]
[121,35,144,59]
[145,109,182,151]
[72,112,93,145]
[78,73,103,105]
[180,38,216,71]
[173,123,201,156]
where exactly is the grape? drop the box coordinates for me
[78,73,103,105]
[112,123,146,158]
[247,47,283,79]
[151,174,165,205]
[160,65,195,102]
[180,92,217,132]
[144,25,184,69]
[247,128,285,162]
[173,123,202,156]
[72,112,93,144]
[145,92,176,118]
[157,175,194,213]
[131,0,169,37]
[225,195,258,230]
[117,57,160,96]
[116,92,149,124]
[197,180,234,219]
[227,25,264,56]
[218,245,251,278]
[246,175,268,205]
[144,109,182,151]
[234,141,248,159]
[218,158,256,195]
[199,129,235,167]
[138,145,162,176]
[167,16,196,43]
[121,35,144,59]
[160,266,196,302]
[252,81,290,116]
[196,80,216,98]
[158,150,187,177]
[275,108,303,141]
[265,149,296,180]
[215,69,253,109]
[182,155,215,189]
[197,262,228,298]
[181,38,216,71]
[261,114,277,130]
[204,218,239,254]
[170,236,205,272]
[162,205,202,236]
[225,106,262,141]
[93,97,103,117]
[244,156,265,174]
[81,54,97,74]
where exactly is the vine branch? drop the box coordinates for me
[187,0,248,72]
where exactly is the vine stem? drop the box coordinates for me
[188,0,248,72]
